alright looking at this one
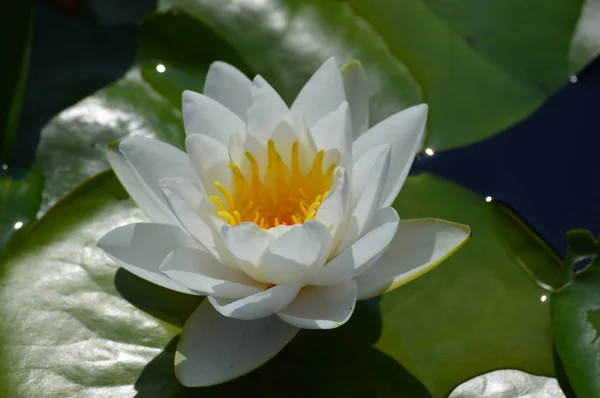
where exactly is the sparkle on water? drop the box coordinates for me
[13,221,23,230]
[485,196,493,203]
[156,64,166,73]
[210,140,335,230]
[425,148,435,156]
[569,75,578,83]
[540,295,547,302]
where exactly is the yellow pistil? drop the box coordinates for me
[209,140,336,230]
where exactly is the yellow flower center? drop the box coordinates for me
[209,140,335,230]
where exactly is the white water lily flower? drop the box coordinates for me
[97,57,470,387]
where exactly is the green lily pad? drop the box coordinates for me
[551,267,600,398]
[158,0,599,150]
[383,172,559,397]
[0,170,564,397]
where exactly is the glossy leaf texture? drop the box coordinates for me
[383,172,559,397]
[551,267,600,398]
[0,169,43,259]
[157,0,599,151]
[0,170,565,397]
[448,370,564,398]
[0,1,33,164]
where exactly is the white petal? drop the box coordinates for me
[277,280,357,329]
[314,168,349,249]
[160,247,265,299]
[97,223,197,294]
[315,207,399,286]
[185,133,230,197]
[259,221,332,286]
[310,101,353,168]
[291,57,346,128]
[159,177,217,255]
[352,104,428,207]
[208,285,300,320]
[356,218,470,300]
[228,131,246,167]
[204,61,252,121]
[339,144,391,253]
[341,60,369,138]
[246,75,289,143]
[222,222,273,283]
[107,145,171,224]
[117,136,197,224]
[176,301,299,387]
[182,90,245,144]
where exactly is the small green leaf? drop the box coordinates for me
[551,268,600,398]
[492,203,564,290]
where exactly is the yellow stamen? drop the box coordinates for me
[209,196,225,211]
[218,211,236,225]
[214,182,234,210]
[211,140,336,229]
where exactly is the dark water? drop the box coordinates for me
[13,4,600,256]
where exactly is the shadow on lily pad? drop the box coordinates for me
[114,267,201,328]
[134,301,431,397]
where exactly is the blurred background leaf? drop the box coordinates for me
[0,1,33,165]
[158,0,600,151]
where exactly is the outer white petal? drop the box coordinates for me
[182,90,245,144]
[356,218,470,300]
[341,60,369,138]
[246,75,289,143]
[352,104,428,207]
[259,221,332,286]
[291,57,346,128]
[107,145,172,224]
[314,168,349,249]
[277,280,357,329]
[309,101,353,168]
[203,61,252,121]
[208,285,300,320]
[176,301,299,387]
[159,177,217,255]
[315,207,399,286]
[116,137,197,225]
[97,223,197,294]
[221,222,273,283]
[339,144,391,252]
[159,247,265,299]
[185,133,230,197]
